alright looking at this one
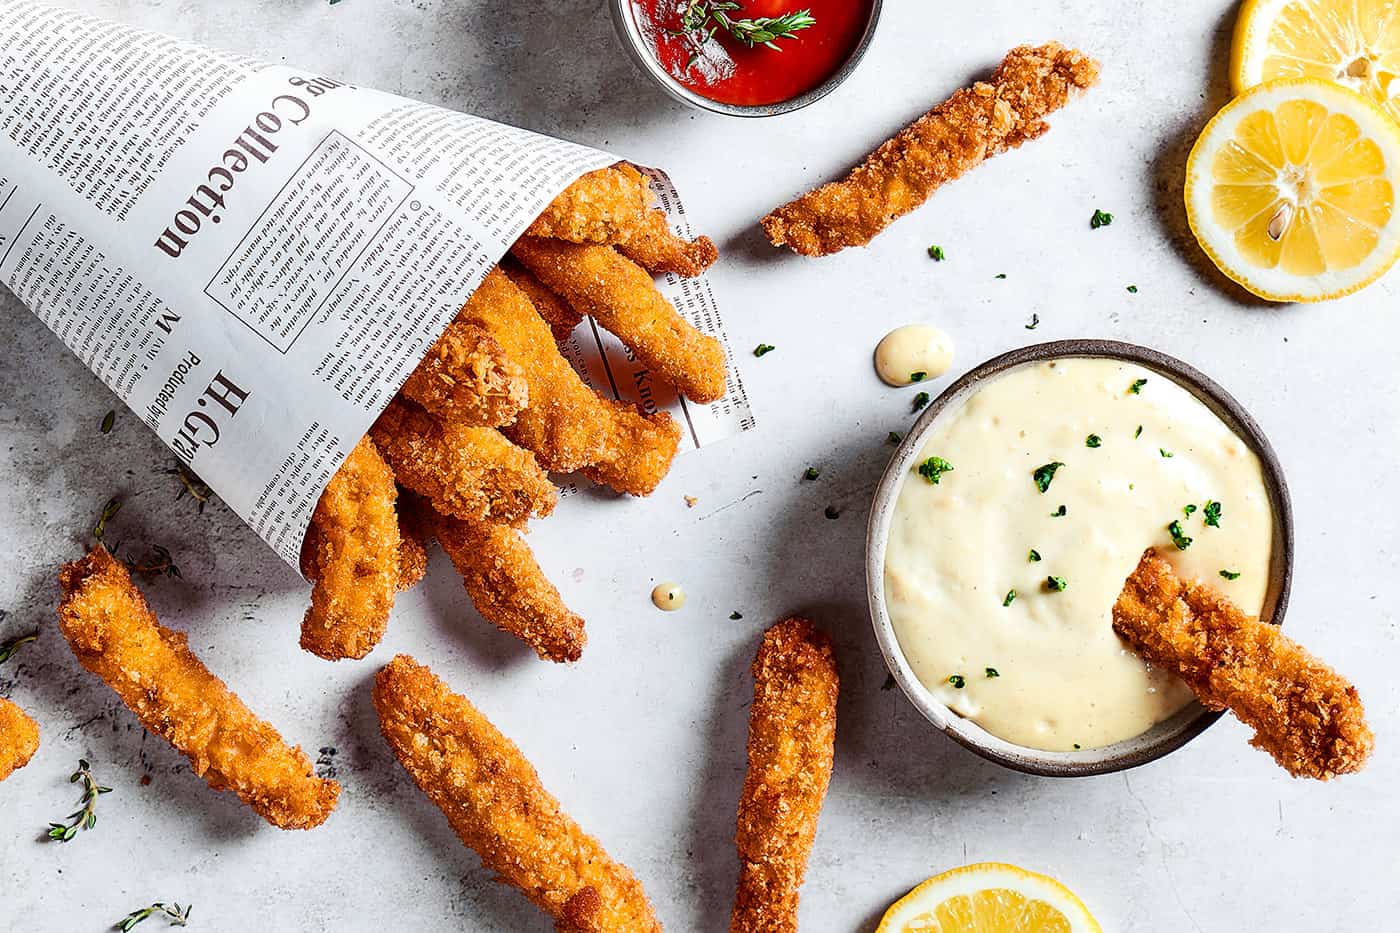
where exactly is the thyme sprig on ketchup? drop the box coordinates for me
[672,1,816,62]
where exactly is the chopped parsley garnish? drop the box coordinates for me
[881,673,896,690]
[1028,549,1042,562]
[985,667,1000,678]
[1073,743,1082,750]
[1032,461,1065,493]
[1126,284,1138,293]
[1046,575,1068,592]
[729,611,744,619]
[994,273,1007,279]
[1159,448,1173,458]
[928,244,945,261]
[1025,313,1040,330]
[802,466,820,481]
[1203,500,1222,527]
[100,410,116,435]
[1051,504,1067,517]
[1090,208,1114,229]
[947,674,966,688]
[1085,434,1102,448]
[887,431,902,444]
[753,343,776,357]
[1167,519,1193,550]
[823,505,840,520]
[1134,424,1143,439]
[1129,378,1147,394]
[1219,569,1241,580]
[912,391,930,412]
[1183,503,1197,518]
[917,456,954,484]
[910,371,927,382]
[1002,589,1016,607]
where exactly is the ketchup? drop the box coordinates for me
[631,0,871,107]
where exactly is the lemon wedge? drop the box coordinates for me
[1184,77,1400,301]
[1232,0,1400,122]
[875,863,1102,933]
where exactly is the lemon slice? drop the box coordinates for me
[1232,0,1400,122]
[1184,77,1400,301]
[875,863,1102,933]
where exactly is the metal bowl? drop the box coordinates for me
[865,339,1295,777]
[607,0,883,117]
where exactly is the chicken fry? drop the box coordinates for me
[512,237,727,403]
[400,321,528,428]
[374,655,661,931]
[371,399,557,524]
[298,436,401,661]
[502,258,584,343]
[432,510,586,663]
[395,494,433,591]
[57,546,339,828]
[731,618,839,933]
[1113,549,1373,780]
[0,698,40,782]
[763,43,1099,256]
[458,268,681,496]
[616,208,719,278]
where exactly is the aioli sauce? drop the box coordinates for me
[631,0,872,106]
[875,325,955,387]
[884,358,1274,751]
[652,582,686,611]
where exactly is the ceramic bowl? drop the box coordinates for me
[865,339,1294,776]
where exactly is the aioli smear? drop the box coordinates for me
[651,583,686,611]
[883,358,1273,751]
[875,325,955,387]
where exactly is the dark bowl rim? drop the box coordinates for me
[865,339,1295,777]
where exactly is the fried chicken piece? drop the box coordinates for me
[763,43,1100,256]
[401,321,528,428]
[512,237,727,403]
[57,546,339,828]
[731,618,839,933]
[432,510,586,663]
[0,698,40,782]
[395,497,431,592]
[298,437,401,661]
[371,399,557,524]
[374,655,661,931]
[1113,550,1373,780]
[526,164,717,277]
[458,268,681,496]
[502,258,584,343]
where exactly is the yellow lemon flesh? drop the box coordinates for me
[1232,0,1400,121]
[1184,77,1400,301]
[875,863,1102,933]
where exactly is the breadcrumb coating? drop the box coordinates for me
[401,321,528,428]
[502,258,584,343]
[616,208,719,278]
[731,618,839,933]
[1114,550,1373,780]
[395,492,433,591]
[57,546,340,828]
[763,43,1099,256]
[0,698,40,782]
[373,655,661,931]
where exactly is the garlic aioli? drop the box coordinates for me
[884,358,1274,751]
[875,325,955,386]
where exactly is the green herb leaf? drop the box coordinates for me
[910,371,927,382]
[93,497,122,542]
[1167,519,1193,550]
[1219,569,1241,580]
[802,466,820,481]
[1032,461,1065,493]
[0,631,38,665]
[1046,575,1068,591]
[1090,208,1114,229]
[1028,549,1042,562]
[887,431,902,445]
[927,244,945,261]
[1002,589,1016,607]
[1126,284,1138,293]
[985,667,1000,678]
[994,273,1007,279]
[1129,378,1147,394]
[1051,504,1067,517]
[1025,313,1039,330]
[753,343,775,357]
[1159,448,1173,458]
[1203,500,1222,527]
[730,611,743,620]
[1183,503,1197,518]
[917,456,954,485]
[1085,434,1102,448]
[45,759,109,843]
[100,410,116,434]
[1134,424,1143,439]
[947,674,966,688]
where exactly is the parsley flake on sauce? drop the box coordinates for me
[1203,500,1222,527]
[753,343,776,357]
[918,456,954,484]
[985,667,1000,678]
[1129,378,1147,394]
[947,674,966,688]
[1085,434,1102,448]
[1220,569,1241,580]
[1002,590,1016,607]
[1051,504,1067,517]
[910,371,927,382]
[1134,424,1143,439]
[1028,549,1042,562]
[1032,462,1065,493]
[1183,503,1197,518]
[1159,448,1174,458]
[1167,520,1193,550]
[1046,575,1068,592]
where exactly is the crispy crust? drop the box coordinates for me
[400,321,528,428]
[616,208,719,278]
[1113,550,1373,780]
[762,43,1099,256]
[57,546,340,828]
[298,437,401,660]
[501,258,584,343]
[395,495,432,592]
[512,237,727,403]
[0,698,40,782]
[373,655,661,931]
[731,618,839,933]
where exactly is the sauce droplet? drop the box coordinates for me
[651,582,686,611]
[875,325,955,387]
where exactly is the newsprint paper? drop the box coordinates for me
[0,1,752,568]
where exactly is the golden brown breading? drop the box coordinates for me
[57,546,339,828]
[395,498,431,592]
[501,258,584,343]
[458,269,681,496]
[298,437,401,660]
[731,618,839,933]
[371,399,557,525]
[0,697,40,782]
[616,208,719,278]
[400,321,528,428]
[1113,550,1373,780]
[512,237,727,403]
[763,43,1099,256]
[373,655,661,931]
[432,511,585,663]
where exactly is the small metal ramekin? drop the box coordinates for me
[607,0,883,117]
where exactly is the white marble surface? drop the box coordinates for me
[1,0,1396,929]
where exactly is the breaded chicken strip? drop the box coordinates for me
[731,618,839,933]
[395,493,432,592]
[527,164,717,277]
[374,655,661,931]
[432,511,586,663]
[1114,550,1373,780]
[763,43,1099,256]
[512,237,727,403]
[299,437,401,661]
[502,258,584,343]
[458,269,681,496]
[0,698,40,782]
[57,546,339,828]
[401,321,528,428]
[371,399,557,525]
